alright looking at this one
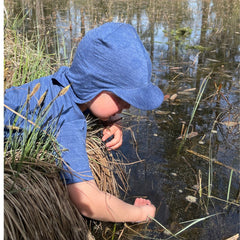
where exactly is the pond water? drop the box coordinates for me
[5,0,240,239]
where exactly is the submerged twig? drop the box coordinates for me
[187,149,240,174]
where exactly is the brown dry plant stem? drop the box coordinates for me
[187,150,240,174]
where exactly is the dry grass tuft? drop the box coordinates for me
[4,164,91,240]
[4,119,127,240]
[87,125,128,196]
[4,28,54,89]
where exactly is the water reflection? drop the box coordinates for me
[5,0,240,239]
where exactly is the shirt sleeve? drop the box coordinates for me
[56,119,94,184]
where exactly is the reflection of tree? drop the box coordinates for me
[35,0,46,42]
[5,0,239,112]
[196,0,210,93]
[5,0,70,58]
[198,0,209,66]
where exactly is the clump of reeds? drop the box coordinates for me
[4,164,92,240]
[4,120,126,240]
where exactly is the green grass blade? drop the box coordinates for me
[184,71,213,140]
[226,169,233,203]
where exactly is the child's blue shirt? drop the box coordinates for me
[4,66,94,184]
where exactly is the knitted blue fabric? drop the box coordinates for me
[4,22,164,184]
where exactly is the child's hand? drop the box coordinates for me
[134,198,156,222]
[102,124,123,150]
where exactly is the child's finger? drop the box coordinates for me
[106,137,122,150]
[102,129,112,141]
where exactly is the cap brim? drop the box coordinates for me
[112,83,164,111]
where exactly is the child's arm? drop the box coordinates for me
[68,180,156,222]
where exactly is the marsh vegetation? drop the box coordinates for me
[4,0,240,239]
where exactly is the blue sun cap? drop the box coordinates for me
[66,22,164,110]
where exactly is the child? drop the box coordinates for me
[4,22,164,222]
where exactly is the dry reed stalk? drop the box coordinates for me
[4,29,17,89]
[86,124,128,196]
[4,27,53,89]
[225,234,239,240]
[186,149,240,174]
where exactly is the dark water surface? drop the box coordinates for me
[5,0,240,239]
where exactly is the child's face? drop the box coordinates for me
[88,91,130,121]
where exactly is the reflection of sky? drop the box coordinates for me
[130,10,149,31]
[186,0,202,78]
[235,45,240,62]
[131,12,169,54]
[152,25,169,76]
[154,26,169,50]
[188,0,202,46]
